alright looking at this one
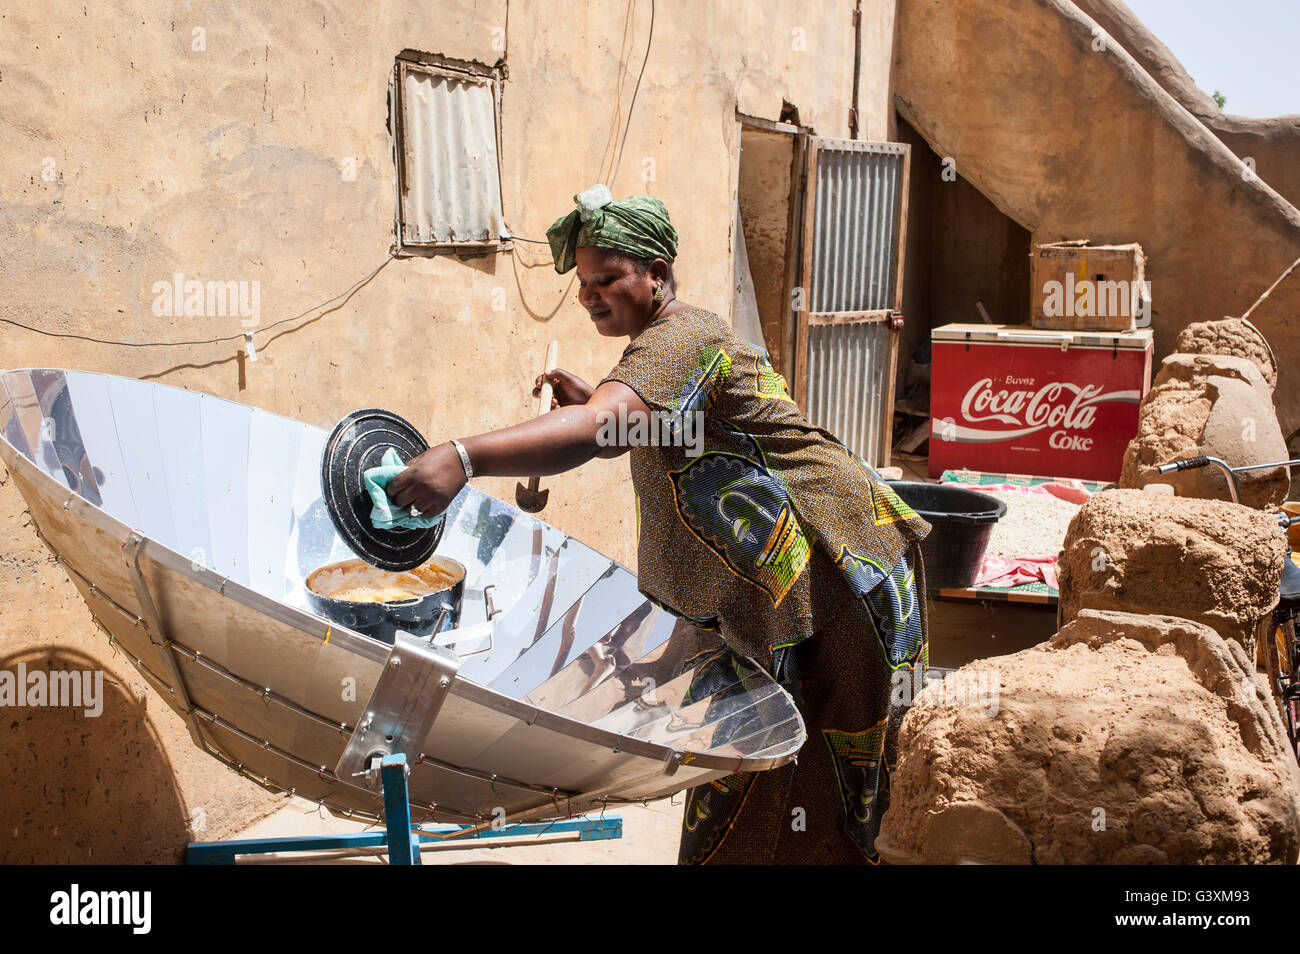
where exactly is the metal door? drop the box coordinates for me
[793,138,909,466]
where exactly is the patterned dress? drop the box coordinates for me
[599,307,932,864]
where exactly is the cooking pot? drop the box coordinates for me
[305,556,465,644]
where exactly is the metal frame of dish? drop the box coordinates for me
[0,369,804,837]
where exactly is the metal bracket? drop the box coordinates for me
[428,584,501,658]
[123,534,209,755]
[335,632,461,790]
[663,749,684,777]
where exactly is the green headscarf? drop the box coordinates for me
[546,184,679,274]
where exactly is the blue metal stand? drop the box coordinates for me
[380,753,418,864]
[186,753,622,865]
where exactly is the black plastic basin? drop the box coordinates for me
[885,481,1007,589]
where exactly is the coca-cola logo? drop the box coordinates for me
[935,376,1141,447]
[1049,431,1094,451]
[960,377,1101,431]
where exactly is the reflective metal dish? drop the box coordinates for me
[0,370,804,833]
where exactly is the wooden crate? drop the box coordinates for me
[1031,241,1146,331]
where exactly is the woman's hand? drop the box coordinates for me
[386,443,467,518]
[533,368,593,408]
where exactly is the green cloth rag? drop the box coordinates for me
[546,183,679,274]
[363,448,445,531]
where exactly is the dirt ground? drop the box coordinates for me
[1175,317,1278,391]
[223,794,683,865]
[1119,353,1289,508]
[1057,488,1286,649]
[879,609,1300,865]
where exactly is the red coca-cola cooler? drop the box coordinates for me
[929,323,1154,481]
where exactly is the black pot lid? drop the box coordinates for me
[321,408,443,571]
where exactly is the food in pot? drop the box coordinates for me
[306,558,461,604]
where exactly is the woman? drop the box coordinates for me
[389,184,931,864]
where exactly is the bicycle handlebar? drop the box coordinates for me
[1157,455,1212,474]
[1158,455,1300,508]
[1157,455,1240,504]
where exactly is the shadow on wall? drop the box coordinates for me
[0,647,190,864]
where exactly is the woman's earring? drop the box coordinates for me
[653,284,665,302]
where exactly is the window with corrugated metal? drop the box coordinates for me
[393,53,508,252]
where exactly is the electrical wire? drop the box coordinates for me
[0,253,395,350]
[503,0,656,246]
[609,0,654,188]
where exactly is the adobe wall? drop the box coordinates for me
[1074,0,1300,212]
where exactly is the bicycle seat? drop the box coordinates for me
[1279,556,1300,610]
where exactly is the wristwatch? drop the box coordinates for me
[450,439,474,479]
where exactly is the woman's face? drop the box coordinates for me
[574,246,667,338]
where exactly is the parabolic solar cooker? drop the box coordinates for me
[0,369,804,832]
